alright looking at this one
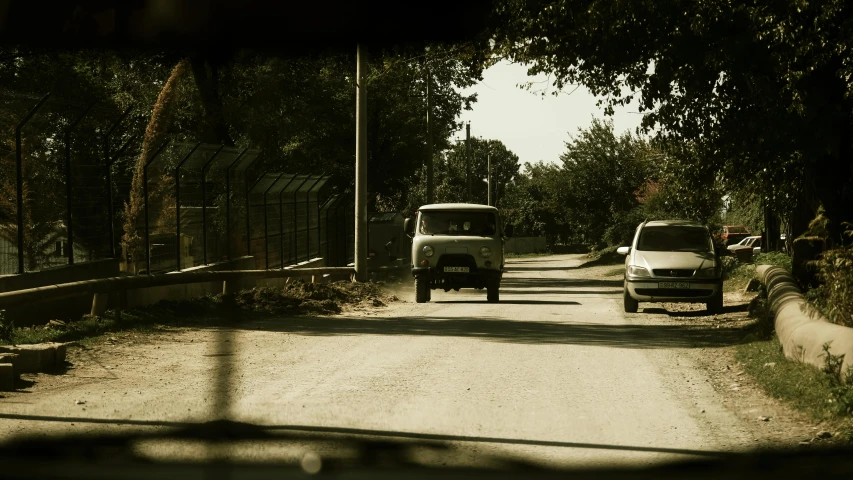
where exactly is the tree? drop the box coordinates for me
[559,119,650,248]
[404,137,520,210]
[639,141,725,229]
[501,161,571,243]
[493,0,853,239]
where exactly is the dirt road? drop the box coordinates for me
[0,254,817,468]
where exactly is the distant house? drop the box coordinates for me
[0,221,89,275]
[635,179,660,204]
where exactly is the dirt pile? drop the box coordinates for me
[233,280,397,315]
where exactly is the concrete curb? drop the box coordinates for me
[0,342,67,375]
[757,265,853,380]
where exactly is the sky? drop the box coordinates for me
[453,60,646,167]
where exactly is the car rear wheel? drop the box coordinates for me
[623,287,638,313]
[486,279,500,303]
[415,276,429,303]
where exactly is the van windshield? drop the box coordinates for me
[637,226,711,252]
[418,211,496,236]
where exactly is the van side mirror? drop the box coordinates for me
[504,224,514,238]
[616,246,631,255]
[404,218,415,237]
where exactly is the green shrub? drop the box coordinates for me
[0,312,13,343]
[756,251,792,272]
[822,344,853,416]
[809,246,853,327]
[720,256,740,277]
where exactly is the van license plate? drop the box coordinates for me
[659,282,689,289]
[444,267,469,273]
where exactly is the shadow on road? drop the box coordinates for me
[432,300,582,306]
[503,266,578,272]
[501,277,623,289]
[499,289,620,296]
[243,315,755,349]
[641,303,749,317]
[0,413,729,458]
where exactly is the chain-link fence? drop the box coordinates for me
[1,89,350,277]
[0,89,143,275]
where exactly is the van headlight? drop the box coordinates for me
[627,266,649,277]
[695,267,717,278]
[423,245,434,257]
[480,246,492,258]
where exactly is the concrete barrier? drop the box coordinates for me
[125,256,256,308]
[505,237,547,255]
[253,258,325,289]
[0,259,121,326]
[0,353,19,376]
[0,343,64,373]
[0,363,13,391]
[757,265,853,380]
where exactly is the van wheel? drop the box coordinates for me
[486,279,500,303]
[624,288,638,313]
[415,276,429,303]
[706,288,723,314]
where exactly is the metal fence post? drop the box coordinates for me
[15,93,51,274]
[64,102,96,265]
[175,143,201,271]
[244,152,264,257]
[305,176,323,262]
[201,145,224,266]
[103,106,134,259]
[247,172,268,265]
[277,176,298,268]
[224,147,248,260]
[106,134,138,260]
[291,176,312,264]
[263,173,284,270]
[144,140,171,274]
[317,191,328,261]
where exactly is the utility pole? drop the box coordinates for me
[426,69,434,204]
[487,153,492,206]
[465,122,471,203]
[354,44,368,282]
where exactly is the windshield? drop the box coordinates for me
[1,2,836,473]
[637,226,711,252]
[418,211,496,236]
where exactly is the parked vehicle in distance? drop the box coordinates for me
[404,204,513,303]
[718,225,751,246]
[727,235,761,253]
[617,220,724,314]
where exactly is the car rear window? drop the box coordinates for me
[637,226,711,252]
[727,226,748,233]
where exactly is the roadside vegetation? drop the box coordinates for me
[0,280,395,346]
[504,251,552,259]
[736,338,853,439]
[729,245,853,433]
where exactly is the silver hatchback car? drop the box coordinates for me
[617,220,724,313]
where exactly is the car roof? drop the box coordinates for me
[643,220,706,227]
[418,203,498,212]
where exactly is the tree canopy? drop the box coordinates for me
[493,0,853,239]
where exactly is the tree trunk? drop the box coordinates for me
[190,55,235,146]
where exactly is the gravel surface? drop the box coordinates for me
[0,254,824,468]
